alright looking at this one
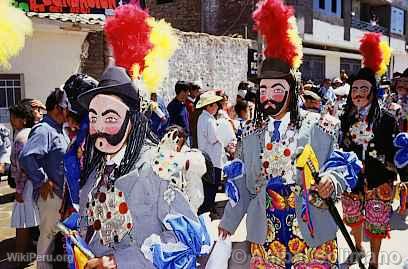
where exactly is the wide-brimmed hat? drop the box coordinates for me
[195,91,223,109]
[78,66,140,111]
[333,84,350,96]
[303,90,321,101]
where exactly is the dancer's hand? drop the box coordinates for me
[218,226,231,240]
[85,256,117,269]
[15,192,24,203]
[39,180,54,201]
[317,175,334,199]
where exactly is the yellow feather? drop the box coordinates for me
[377,41,392,77]
[140,18,178,93]
[287,16,303,70]
[0,0,32,70]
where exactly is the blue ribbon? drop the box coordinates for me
[64,116,89,209]
[394,133,408,169]
[223,160,245,207]
[63,213,93,269]
[150,214,211,269]
[321,150,362,191]
[63,212,80,230]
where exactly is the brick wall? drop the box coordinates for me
[145,0,313,39]
[210,0,257,39]
[79,32,109,80]
[146,0,201,33]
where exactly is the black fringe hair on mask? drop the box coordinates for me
[340,81,381,135]
[80,110,153,187]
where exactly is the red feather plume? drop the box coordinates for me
[252,0,297,67]
[104,4,152,75]
[359,32,382,74]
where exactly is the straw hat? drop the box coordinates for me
[195,91,223,109]
[303,90,321,101]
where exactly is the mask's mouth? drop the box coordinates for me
[260,91,289,116]
[91,112,130,147]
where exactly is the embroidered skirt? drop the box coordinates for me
[342,183,393,239]
[250,180,338,269]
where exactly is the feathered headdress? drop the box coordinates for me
[104,4,178,93]
[359,32,392,77]
[0,0,32,70]
[253,0,303,70]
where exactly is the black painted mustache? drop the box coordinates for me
[261,99,281,108]
[90,112,130,147]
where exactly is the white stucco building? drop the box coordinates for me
[300,0,408,82]
[0,13,103,123]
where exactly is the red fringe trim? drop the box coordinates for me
[343,218,364,228]
[364,228,390,240]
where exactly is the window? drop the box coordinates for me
[391,7,405,35]
[314,0,342,17]
[331,0,337,13]
[0,74,24,123]
[319,0,325,9]
[301,55,326,83]
[340,58,361,77]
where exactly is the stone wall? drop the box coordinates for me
[155,31,253,103]
[146,0,202,33]
[80,30,253,104]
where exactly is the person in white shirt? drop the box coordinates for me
[196,91,224,216]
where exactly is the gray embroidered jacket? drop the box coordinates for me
[79,144,198,268]
[220,110,347,248]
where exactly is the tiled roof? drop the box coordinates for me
[26,12,106,26]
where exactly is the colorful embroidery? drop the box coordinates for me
[349,120,374,146]
[342,184,393,239]
[266,189,296,211]
[87,187,133,246]
[252,180,338,269]
[288,238,306,254]
[341,193,364,227]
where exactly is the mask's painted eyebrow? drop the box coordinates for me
[89,108,97,115]
[260,83,286,89]
[102,109,121,117]
[271,83,285,88]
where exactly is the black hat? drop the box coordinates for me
[78,66,140,111]
[348,67,378,92]
[402,68,408,78]
[259,58,292,79]
[63,73,98,115]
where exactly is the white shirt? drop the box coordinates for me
[217,110,237,146]
[267,112,291,138]
[197,110,224,168]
